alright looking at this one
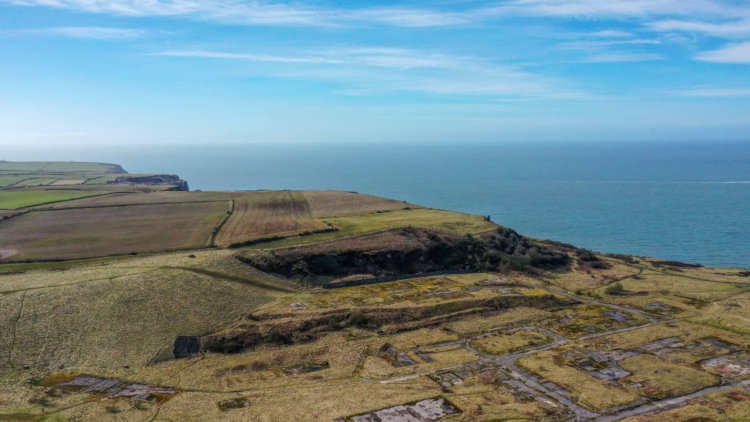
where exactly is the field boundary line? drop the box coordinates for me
[210,199,235,247]
[0,246,219,265]
[164,266,296,293]
[227,224,338,249]
[29,198,226,212]
[244,221,493,252]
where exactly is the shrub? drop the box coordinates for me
[605,282,626,296]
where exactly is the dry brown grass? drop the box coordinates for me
[518,350,641,411]
[0,250,280,374]
[303,190,414,217]
[445,307,553,335]
[470,329,551,355]
[620,388,750,421]
[619,354,718,399]
[215,191,328,247]
[0,202,228,261]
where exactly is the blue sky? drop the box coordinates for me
[1,0,749,145]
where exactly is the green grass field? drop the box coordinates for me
[0,190,107,209]
[0,161,123,174]
[0,176,31,188]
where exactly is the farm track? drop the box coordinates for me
[6,292,26,367]
[209,199,235,247]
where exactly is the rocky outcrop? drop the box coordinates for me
[238,227,571,285]
[200,294,576,354]
[108,174,189,191]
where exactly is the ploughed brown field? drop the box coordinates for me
[302,190,413,217]
[214,191,328,247]
[0,202,228,260]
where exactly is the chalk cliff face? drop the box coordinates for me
[109,174,189,191]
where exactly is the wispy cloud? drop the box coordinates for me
[648,18,750,38]
[582,53,664,63]
[2,26,147,39]
[561,39,660,49]
[2,0,471,28]
[156,50,338,65]
[678,86,750,97]
[154,46,586,99]
[590,30,634,38]
[696,41,750,63]
[491,0,743,19]
[156,47,462,69]
[4,0,748,29]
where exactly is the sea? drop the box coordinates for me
[4,141,749,268]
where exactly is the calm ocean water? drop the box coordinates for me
[4,141,749,268]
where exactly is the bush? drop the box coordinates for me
[605,282,625,296]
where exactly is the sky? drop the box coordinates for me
[1,0,750,146]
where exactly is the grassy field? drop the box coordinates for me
[0,202,228,260]
[469,329,551,355]
[0,176,31,188]
[302,190,413,217]
[246,208,497,250]
[0,161,123,174]
[10,178,57,187]
[0,190,107,209]
[39,190,237,209]
[215,191,328,247]
[0,250,280,375]
[619,354,718,399]
[518,350,641,411]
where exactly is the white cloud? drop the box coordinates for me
[582,53,663,63]
[679,86,750,97]
[492,0,741,19]
[156,47,462,70]
[648,18,750,38]
[590,30,634,38]
[562,39,660,49]
[2,0,470,28]
[3,26,147,39]
[3,0,747,29]
[156,50,338,65]
[154,46,586,99]
[696,41,750,63]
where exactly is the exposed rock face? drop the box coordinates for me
[173,336,201,358]
[200,294,575,354]
[109,174,189,191]
[238,227,571,285]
